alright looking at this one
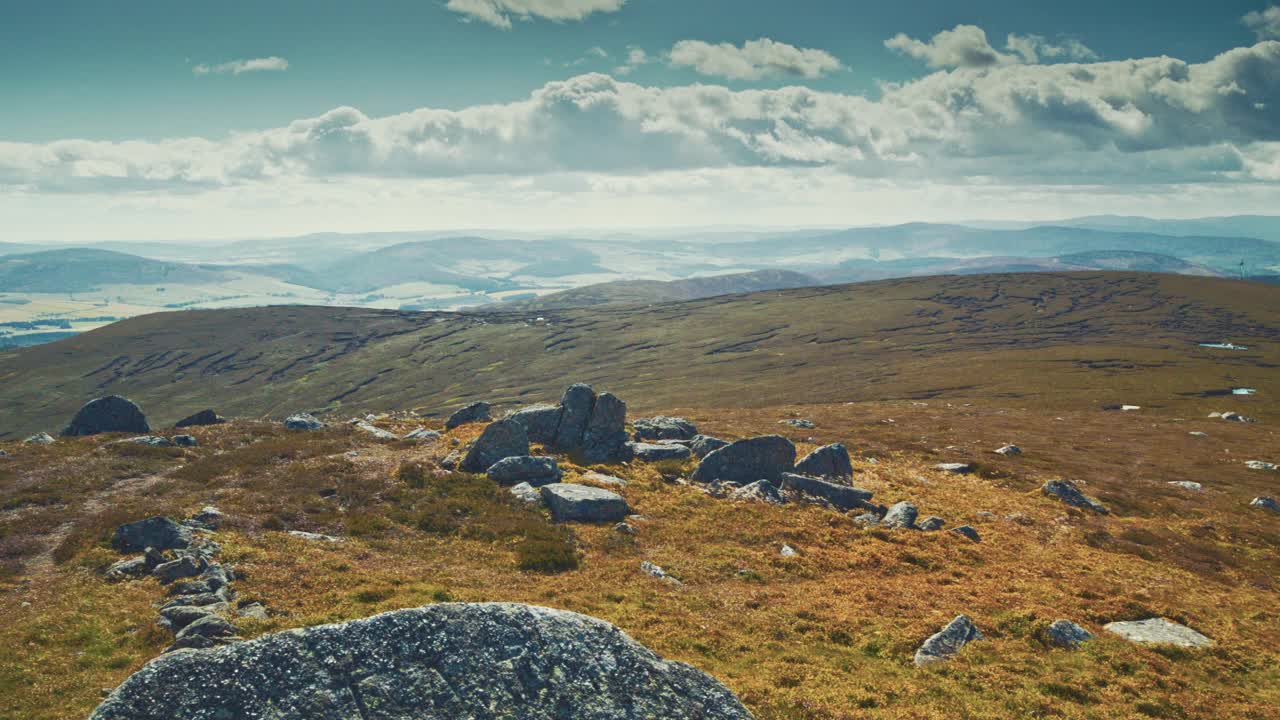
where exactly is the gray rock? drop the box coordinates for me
[1103,618,1213,647]
[445,401,492,430]
[631,442,692,462]
[159,605,219,632]
[403,428,442,442]
[507,404,563,444]
[688,435,730,459]
[1221,412,1256,423]
[582,392,631,463]
[160,591,228,609]
[780,543,798,558]
[541,484,630,523]
[286,530,342,542]
[852,512,882,527]
[691,435,796,484]
[119,435,173,447]
[917,516,945,532]
[553,384,596,451]
[487,456,562,487]
[509,482,542,506]
[780,473,873,511]
[778,419,815,429]
[153,555,206,584]
[200,563,233,592]
[284,413,325,431]
[236,602,269,621]
[1167,481,1203,491]
[91,603,753,720]
[794,443,854,479]
[353,421,398,441]
[1250,496,1279,512]
[105,556,152,581]
[62,395,150,437]
[951,525,981,542]
[23,432,55,445]
[170,614,238,650]
[613,522,635,535]
[881,501,919,530]
[582,471,627,487]
[175,410,225,428]
[633,416,699,441]
[113,517,192,553]
[993,445,1022,456]
[460,418,530,473]
[172,435,199,447]
[1045,620,1093,649]
[934,463,974,475]
[914,615,984,666]
[728,480,785,505]
[440,450,462,470]
[1042,480,1108,514]
[1245,460,1279,471]
[188,506,226,529]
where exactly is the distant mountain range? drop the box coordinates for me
[0,249,230,293]
[484,270,819,311]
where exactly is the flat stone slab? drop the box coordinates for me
[631,442,692,462]
[540,483,631,523]
[780,473,872,511]
[1103,618,1212,647]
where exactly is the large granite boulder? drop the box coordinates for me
[794,443,854,479]
[112,517,192,553]
[914,615,983,666]
[553,384,597,451]
[1103,618,1212,647]
[1042,480,1108,514]
[540,484,630,523]
[175,410,225,428]
[633,416,699,441]
[445,402,492,430]
[460,419,530,473]
[62,396,150,437]
[487,456,562,487]
[780,473,873,511]
[691,436,796,484]
[90,603,753,720]
[507,404,563,444]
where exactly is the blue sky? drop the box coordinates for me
[2,1,1279,241]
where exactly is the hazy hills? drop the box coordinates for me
[486,269,818,311]
[0,249,230,293]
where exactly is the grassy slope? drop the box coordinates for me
[1,272,1278,438]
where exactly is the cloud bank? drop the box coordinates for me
[668,38,843,80]
[886,25,1097,68]
[1244,6,1280,40]
[445,0,624,29]
[193,57,290,76]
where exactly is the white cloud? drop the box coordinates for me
[887,25,1096,68]
[613,47,649,75]
[192,56,289,76]
[668,38,843,80]
[1244,6,1280,40]
[444,0,624,29]
[1005,34,1098,64]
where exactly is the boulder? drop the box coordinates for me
[445,401,492,430]
[23,432,55,445]
[633,416,698,441]
[487,456,562,487]
[112,517,192,553]
[1250,496,1279,512]
[631,442,692,462]
[881,501,919,530]
[152,555,206,584]
[460,419,530,473]
[353,421,398,441]
[951,525,981,542]
[284,413,325,431]
[1042,480,1108,514]
[728,480,785,505]
[914,615,983,666]
[170,614,238,651]
[507,404,563,444]
[159,605,219,633]
[553,384,596,451]
[509,482,542,506]
[89,604,756,720]
[1103,618,1212,647]
[780,473,873,511]
[62,396,150,437]
[1045,620,1093,649]
[934,463,974,475]
[993,445,1022,456]
[689,435,730,459]
[794,443,854,479]
[540,484,630,523]
[691,435,796,484]
[172,434,198,447]
[403,428,441,442]
[917,516,945,532]
[174,410,225,428]
[187,506,225,529]
[581,392,631,463]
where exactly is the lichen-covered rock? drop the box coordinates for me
[780,473,873,511]
[284,413,325,431]
[403,428,441,442]
[175,409,225,428]
[1045,620,1093,649]
[630,442,692,462]
[509,482,542,506]
[553,384,596,451]
[159,605,221,633]
[460,418,530,473]
[914,615,983,666]
[92,603,753,720]
[794,443,854,479]
[582,392,631,463]
[23,431,55,445]
[541,484,630,523]
[691,436,796,484]
[487,456,562,487]
[353,421,398,441]
[633,416,699,441]
[152,555,206,584]
[445,401,492,430]
[729,480,785,505]
[507,404,562,444]
[113,517,192,553]
[917,516,945,532]
[62,396,150,437]
[1103,618,1212,647]
[688,435,729,459]
[1042,480,1108,514]
[881,501,919,530]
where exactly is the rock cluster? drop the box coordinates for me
[62,395,150,436]
[508,384,631,463]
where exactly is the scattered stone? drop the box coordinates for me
[445,401,492,430]
[160,591,228,609]
[541,483,631,523]
[781,473,873,511]
[119,435,173,447]
[506,404,562,444]
[1251,496,1279,512]
[852,512,881,527]
[284,413,325,431]
[691,435,796,484]
[688,435,730,459]
[236,602,269,621]
[152,556,205,584]
[1103,618,1213,647]
[729,479,785,504]
[780,543,798,558]
[1221,412,1257,423]
[23,432,55,445]
[169,614,237,651]
[353,420,398,441]
[914,615,984,666]
[172,434,198,447]
[582,471,627,487]
[440,450,462,470]
[918,516,946,532]
[882,501,920,530]
[993,445,1022,456]
[794,443,854,479]
[1168,481,1203,491]
[1046,620,1094,649]
[113,517,192,553]
[174,410,225,428]
[93,604,753,719]
[1188,431,1209,438]
[403,428,441,442]
[631,442,692,462]
[779,419,815,429]
[106,556,153,581]
[633,416,699,441]
[640,561,673,581]
[187,506,225,529]
[158,605,219,633]
[460,418,530,473]
[1042,480,1108,514]
[487,455,562,486]
[509,482,542,506]
[62,396,150,437]
[951,525,981,542]
[613,522,635,535]
[934,463,974,474]
[1245,460,1278,471]
[285,530,342,542]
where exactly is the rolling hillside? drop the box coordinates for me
[1,272,1277,436]
[485,269,819,310]
[0,249,230,293]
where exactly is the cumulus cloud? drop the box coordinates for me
[1244,6,1280,39]
[668,38,843,80]
[887,25,1096,68]
[613,47,649,75]
[192,57,289,76]
[445,0,624,29]
[4,39,1279,193]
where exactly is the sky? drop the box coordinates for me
[2,0,1279,242]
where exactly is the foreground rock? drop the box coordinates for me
[1250,496,1279,512]
[794,443,853,479]
[881,501,919,529]
[914,615,983,666]
[1045,620,1094,649]
[780,473,873,511]
[1042,480,1108,514]
[113,517,192,553]
[91,603,754,720]
[633,416,698,441]
[174,409,225,428]
[631,442,692,462]
[445,401,492,430]
[62,395,150,436]
[541,484,630,523]
[487,456,562,486]
[1103,618,1213,647]
[691,435,796,484]
[460,418,530,473]
[23,432,55,445]
[284,413,325,431]
[688,435,730,458]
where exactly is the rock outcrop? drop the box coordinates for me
[780,473,873,511]
[284,413,325,431]
[794,443,853,479]
[112,517,192,553]
[691,436,796,484]
[62,396,150,436]
[175,410,225,428]
[445,401,492,430]
[508,385,631,463]
[460,418,530,473]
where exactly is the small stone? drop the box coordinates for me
[403,428,441,442]
[152,555,206,584]
[1188,431,1209,438]
[172,435,199,447]
[917,516,945,532]
[582,471,627,487]
[1250,496,1279,512]
[852,512,882,527]
[1168,481,1202,491]
[159,605,219,633]
[993,445,1021,456]
[613,522,635,535]
[914,615,983,666]
[508,482,542,506]
[236,602,269,621]
[881,501,919,530]
[951,525,981,542]
[352,421,398,441]
[119,436,173,447]
[105,556,152,581]
[1045,620,1094,649]
[187,506,225,529]
[632,416,698,441]
[22,432,55,445]
[1103,618,1213,647]
[779,419,815,429]
[175,410,225,428]
[284,413,325,431]
[1245,460,1278,471]
[729,479,785,505]
[445,402,492,430]
[1042,480,1108,514]
[934,463,974,474]
[285,530,342,542]
[640,561,680,584]
[780,544,798,558]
